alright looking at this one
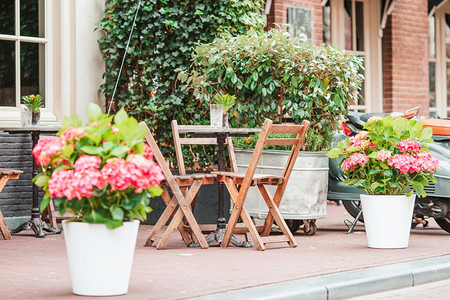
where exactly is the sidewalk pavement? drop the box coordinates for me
[1,203,449,300]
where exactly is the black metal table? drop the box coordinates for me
[178,127,261,247]
[0,126,62,238]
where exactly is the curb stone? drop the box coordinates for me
[191,255,450,300]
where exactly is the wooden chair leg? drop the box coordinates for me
[157,179,207,249]
[0,209,12,240]
[222,178,265,250]
[259,185,297,248]
[145,188,192,247]
[0,175,12,240]
[42,200,58,229]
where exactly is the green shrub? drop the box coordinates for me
[233,127,332,152]
[179,28,364,151]
[97,0,264,168]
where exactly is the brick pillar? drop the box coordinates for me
[266,0,323,45]
[382,0,429,116]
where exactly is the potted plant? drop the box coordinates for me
[32,103,164,296]
[327,116,439,248]
[214,93,236,128]
[21,94,43,126]
[178,28,363,233]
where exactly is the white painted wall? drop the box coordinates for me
[51,0,105,125]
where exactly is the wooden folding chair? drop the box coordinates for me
[214,119,310,250]
[0,168,23,240]
[140,122,211,249]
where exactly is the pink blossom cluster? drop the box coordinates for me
[126,155,165,192]
[60,127,88,143]
[143,144,154,160]
[341,153,369,171]
[348,131,376,151]
[388,153,440,175]
[101,158,131,191]
[32,137,64,167]
[48,154,164,200]
[397,138,421,153]
[376,150,392,161]
[48,167,104,200]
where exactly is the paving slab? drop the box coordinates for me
[0,204,449,300]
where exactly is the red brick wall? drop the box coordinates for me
[266,0,323,45]
[382,0,429,116]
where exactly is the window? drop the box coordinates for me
[429,14,437,117]
[343,0,365,110]
[0,0,46,117]
[287,7,311,41]
[322,0,381,113]
[429,4,450,118]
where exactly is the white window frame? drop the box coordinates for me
[432,4,450,118]
[0,0,56,126]
[327,0,382,113]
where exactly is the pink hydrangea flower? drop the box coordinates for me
[376,150,392,161]
[48,169,76,199]
[126,154,164,192]
[32,137,64,167]
[388,154,416,174]
[341,153,369,171]
[101,158,131,191]
[143,144,154,160]
[60,127,87,143]
[74,155,102,172]
[412,152,440,173]
[397,138,421,153]
[48,167,105,200]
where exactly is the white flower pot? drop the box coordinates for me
[360,194,415,249]
[62,219,140,296]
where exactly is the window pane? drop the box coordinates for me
[358,64,365,104]
[355,2,364,51]
[20,42,45,103]
[287,7,311,41]
[0,40,15,107]
[344,0,352,50]
[0,0,15,35]
[429,15,436,58]
[20,0,44,38]
[445,14,450,59]
[323,3,331,45]
[447,62,450,108]
[429,62,436,108]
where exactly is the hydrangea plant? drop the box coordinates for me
[327,116,439,197]
[33,103,164,229]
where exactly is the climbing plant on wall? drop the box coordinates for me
[97,0,264,167]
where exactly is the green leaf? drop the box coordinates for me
[114,108,129,125]
[110,145,129,157]
[39,196,51,212]
[87,103,103,121]
[327,148,343,158]
[291,76,298,88]
[110,206,124,221]
[148,186,163,197]
[80,146,103,155]
[34,174,50,187]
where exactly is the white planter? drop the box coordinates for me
[235,149,328,220]
[360,194,415,249]
[62,220,140,296]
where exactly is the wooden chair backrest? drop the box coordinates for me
[171,120,238,175]
[239,119,310,198]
